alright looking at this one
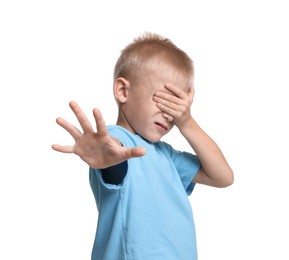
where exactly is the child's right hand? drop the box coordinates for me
[52,101,146,169]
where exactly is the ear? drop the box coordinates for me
[114,77,130,103]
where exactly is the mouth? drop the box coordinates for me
[154,122,168,131]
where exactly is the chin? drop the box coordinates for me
[138,130,166,143]
[142,135,162,143]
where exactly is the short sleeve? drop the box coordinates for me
[175,151,201,195]
[157,142,201,195]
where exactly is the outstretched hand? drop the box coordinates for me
[52,101,146,169]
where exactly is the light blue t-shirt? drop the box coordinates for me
[89,125,201,260]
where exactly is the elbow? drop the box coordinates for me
[197,166,234,188]
[218,168,234,188]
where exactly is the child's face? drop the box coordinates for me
[118,66,192,143]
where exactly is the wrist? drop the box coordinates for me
[178,116,195,133]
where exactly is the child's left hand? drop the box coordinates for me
[153,84,194,129]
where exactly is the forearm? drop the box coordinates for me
[179,117,234,187]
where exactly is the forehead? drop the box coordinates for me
[146,65,193,92]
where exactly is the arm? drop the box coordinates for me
[153,84,233,188]
[52,101,146,169]
[178,117,233,187]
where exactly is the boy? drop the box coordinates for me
[52,32,233,260]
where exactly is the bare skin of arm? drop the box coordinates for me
[52,101,146,169]
[153,84,234,188]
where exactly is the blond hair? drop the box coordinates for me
[113,32,194,84]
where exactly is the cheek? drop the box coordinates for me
[133,94,160,119]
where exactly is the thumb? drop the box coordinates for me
[188,87,195,104]
[123,146,146,159]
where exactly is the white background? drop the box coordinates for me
[1,0,288,259]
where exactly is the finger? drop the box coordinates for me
[51,144,75,153]
[156,102,177,118]
[164,84,188,99]
[93,108,108,137]
[154,96,179,112]
[69,101,94,133]
[82,146,146,169]
[162,113,174,123]
[56,117,82,140]
[122,146,146,159]
[188,87,195,103]
[154,92,180,105]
